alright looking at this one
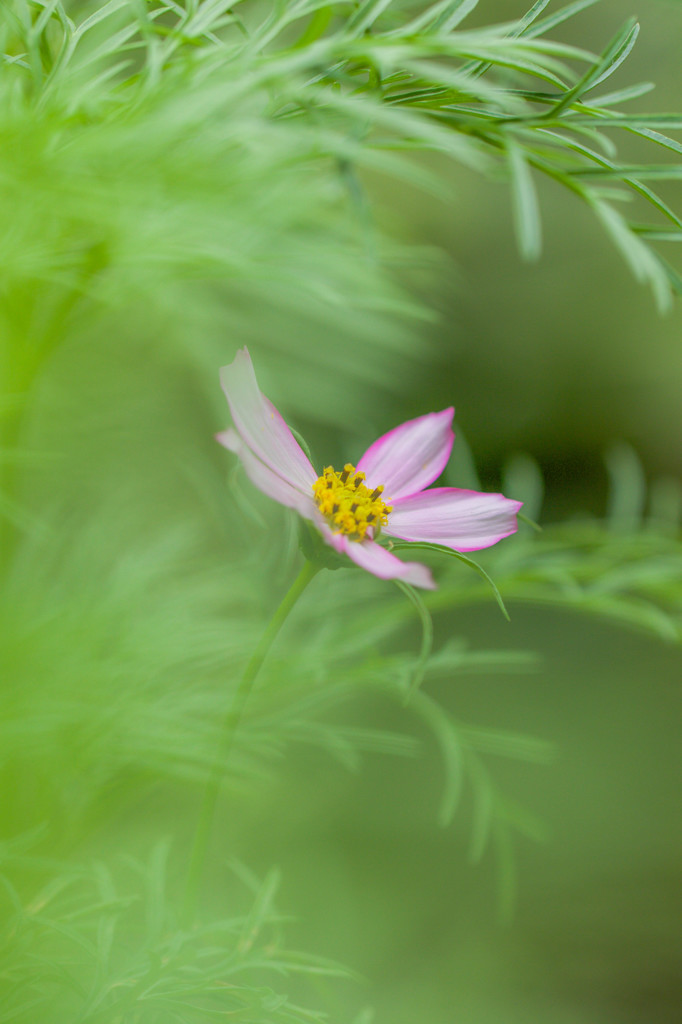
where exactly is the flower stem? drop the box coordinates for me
[181,558,319,926]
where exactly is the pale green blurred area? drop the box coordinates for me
[255,608,681,1023]
[1,2,681,1022]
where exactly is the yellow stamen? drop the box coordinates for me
[312,463,391,542]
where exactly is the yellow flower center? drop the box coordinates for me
[312,463,392,542]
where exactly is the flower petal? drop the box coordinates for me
[356,408,455,500]
[385,487,522,551]
[216,429,316,520]
[322,531,435,589]
[220,348,316,493]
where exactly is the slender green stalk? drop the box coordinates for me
[181,558,319,926]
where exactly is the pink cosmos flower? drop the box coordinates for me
[217,348,521,590]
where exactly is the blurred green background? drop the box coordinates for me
[1,2,681,1022]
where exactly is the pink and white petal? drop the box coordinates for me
[315,519,348,555]
[219,348,316,493]
[385,487,522,552]
[313,519,435,588]
[343,536,436,590]
[356,408,455,501]
[216,429,317,520]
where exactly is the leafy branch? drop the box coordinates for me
[2,0,681,311]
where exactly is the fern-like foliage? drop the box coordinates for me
[1,2,681,1021]
[0,837,349,1023]
[1,0,681,318]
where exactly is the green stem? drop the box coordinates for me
[181,558,319,926]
